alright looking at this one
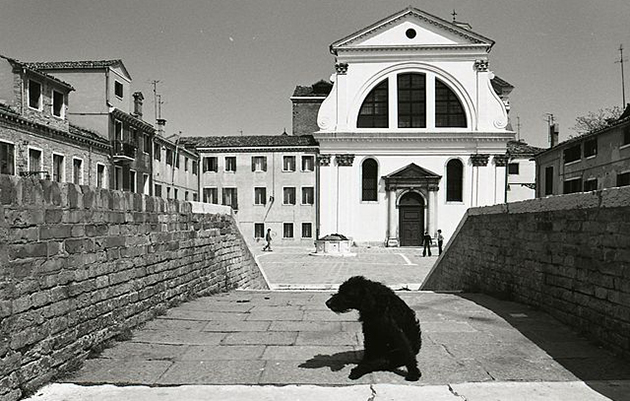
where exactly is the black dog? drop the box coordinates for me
[326,276,422,381]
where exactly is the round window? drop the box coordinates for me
[405,28,417,39]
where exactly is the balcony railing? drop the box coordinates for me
[113,139,137,161]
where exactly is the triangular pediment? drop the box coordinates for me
[386,163,441,180]
[331,7,494,52]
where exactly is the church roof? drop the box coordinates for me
[180,135,319,149]
[330,6,494,54]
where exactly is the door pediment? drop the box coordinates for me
[384,163,441,191]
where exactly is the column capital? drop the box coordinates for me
[474,59,489,72]
[317,154,331,166]
[493,154,509,167]
[335,62,349,75]
[335,154,355,167]
[427,184,440,192]
[470,153,490,167]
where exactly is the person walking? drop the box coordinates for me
[437,229,444,255]
[422,231,432,257]
[262,228,273,252]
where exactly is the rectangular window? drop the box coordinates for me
[142,173,149,194]
[184,157,189,171]
[563,178,582,194]
[154,184,162,197]
[583,178,597,192]
[623,127,630,146]
[302,187,314,205]
[584,139,597,158]
[115,120,123,141]
[283,223,294,238]
[97,164,105,188]
[175,153,180,168]
[185,191,189,201]
[114,166,123,190]
[143,134,151,154]
[129,170,136,193]
[166,187,171,199]
[193,193,198,201]
[251,156,267,172]
[174,188,178,199]
[154,143,161,161]
[52,90,64,118]
[72,158,83,185]
[0,142,15,175]
[507,163,519,175]
[283,156,296,172]
[28,148,42,176]
[166,148,173,166]
[544,166,554,196]
[254,187,267,205]
[225,156,237,172]
[203,157,218,172]
[192,160,198,175]
[28,80,41,109]
[302,222,312,238]
[563,144,581,164]
[254,223,265,238]
[222,188,238,210]
[114,80,124,98]
[397,73,426,128]
[203,187,218,204]
[52,154,64,182]
[283,187,296,205]
[617,172,630,187]
[301,155,315,172]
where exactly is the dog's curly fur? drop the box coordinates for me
[326,276,422,381]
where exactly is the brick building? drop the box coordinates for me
[0,55,110,185]
[291,80,332,136]
[534,105,630,197]
[25,60,155,194]
[152,119,200,201]
[180,134,318,245]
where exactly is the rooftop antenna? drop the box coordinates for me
[516,116,522,141]
[150,80,161,121]
[156,94,164,120]
[451,9,457,22]
[616,44,627,106]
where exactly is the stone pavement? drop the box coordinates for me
[254,245,436,290]
[28,246,630,400]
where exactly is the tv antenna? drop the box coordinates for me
[616,44,627,106]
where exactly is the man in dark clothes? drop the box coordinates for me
[437,229,444,255]
[262,228,273,251]
[422,231,432,257]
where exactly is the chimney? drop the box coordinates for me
[156,118,166,137]
[133,92,144,119]
[549,123,559,148]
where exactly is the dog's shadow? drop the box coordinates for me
[298,350,407,378]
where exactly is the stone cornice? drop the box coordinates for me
[110,108,155,133]
[314,132,514,143]
[0,109,111,151]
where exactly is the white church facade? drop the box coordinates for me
[310,7,515,246]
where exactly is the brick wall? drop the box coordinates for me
[0,175,268,401]
[292,99,323,136]
[422,186,630,359]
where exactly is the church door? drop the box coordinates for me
[398,192,424,246]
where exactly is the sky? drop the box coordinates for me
[1,0,629,147]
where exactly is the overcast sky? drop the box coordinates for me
[2,0,629,147]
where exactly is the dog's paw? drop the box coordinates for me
[405,368,421,381]
[349,367,366,380]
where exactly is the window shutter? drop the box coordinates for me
[233,188,238,209]
[251,157,255,172]
[262,157,267,171]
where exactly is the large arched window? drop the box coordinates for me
[362,158,378,201]
[435,79,467,128]
[446,159,463,202]
[398,73,426,128]
[357,80,388,128]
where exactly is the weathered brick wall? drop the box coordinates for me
[0,175,268,401]
[422,186,630,359]
[292,99,323,136]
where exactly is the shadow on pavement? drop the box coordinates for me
[298,350,361,372]
[459,293,630,401]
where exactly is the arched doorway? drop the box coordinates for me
[398,191,424,246]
